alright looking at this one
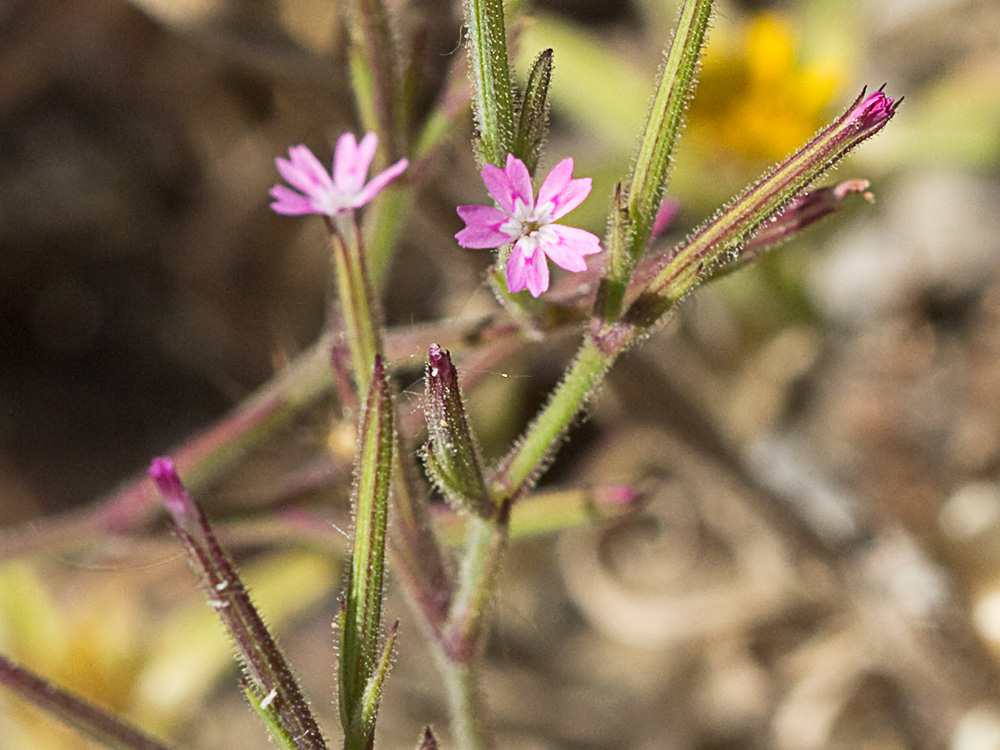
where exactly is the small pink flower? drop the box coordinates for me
[270,132,407,217]
[456,154,601,297]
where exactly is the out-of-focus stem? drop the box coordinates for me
[345,0,401,162]
[363,187,412,292]
[0,313,554,563]
[0,654,174,750]
[439,656,493,750]
[442,511,509,663]
[330,214,383,396]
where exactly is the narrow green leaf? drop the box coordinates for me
[360,620,399,732]
[463,0,516,166]
[339,357,395,749]
[602,0,714,322]
[513,48,554,176]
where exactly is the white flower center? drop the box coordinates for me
[501,197,556,258]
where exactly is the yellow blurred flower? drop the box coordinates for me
[686,12,844,165]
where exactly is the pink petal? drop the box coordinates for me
[502,154,535,211]
[480,162,516,215]
[354,157,408,208]
[269,184,320,215]
[542,225,602,272]
[535,158,573,204]
[507,241,549,297]
[455,205,514,248]
[276,146,335,198]
[651,197,680,238]
[481,155,534,215]
[537,158,591,221]
[334,132,377,193]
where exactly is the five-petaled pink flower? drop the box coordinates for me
[270,132,407,217]
[456,154,602,297]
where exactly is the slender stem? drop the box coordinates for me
[330,214,383,396]
[440,656,493,750]
[490,340,613,498]
[442,512,509,663]
[0,313,555,563]
[363,186,412,292]
[0,654,174,750]
[345,0,401,162]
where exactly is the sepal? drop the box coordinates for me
[422,344,495,518]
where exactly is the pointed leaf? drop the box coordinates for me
[513,48,553,175]
[339,357,395,748]
[360,620,399,732]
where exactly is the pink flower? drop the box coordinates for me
[270,132,407,216]
[456,154,601,297]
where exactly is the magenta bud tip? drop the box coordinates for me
[149,457,189,514]
[600,485,640,505]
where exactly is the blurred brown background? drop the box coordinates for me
[3,0,1000,748]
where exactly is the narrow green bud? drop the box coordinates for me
[422,344,495,518]
[626,88,900,328]
[149,458,328,750]
[513,48,554,176]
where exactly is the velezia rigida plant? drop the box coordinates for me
[0,0,899,748]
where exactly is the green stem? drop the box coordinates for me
[363,187,412,292]
[345,0,401,162]
[463,0,515,166]
[440,656,493,750]
[490,340,613,498]
[330,215,383,396]
[443,513,509,663]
